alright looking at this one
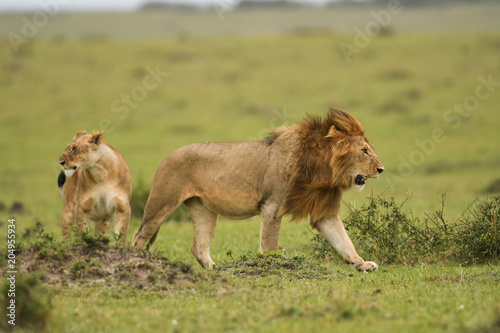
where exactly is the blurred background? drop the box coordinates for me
[1,0,499,237]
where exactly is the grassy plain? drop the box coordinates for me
[0,5,499,332]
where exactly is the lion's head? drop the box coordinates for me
[59,130,105,176]
[279,108,384,223]
[327,126,384,192]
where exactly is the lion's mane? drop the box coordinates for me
[277,108,365,225]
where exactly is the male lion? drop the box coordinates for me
[58,130,132,242]
[132,109,384,271]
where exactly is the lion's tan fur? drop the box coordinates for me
[132,108,384,271]
[58,130,132,242]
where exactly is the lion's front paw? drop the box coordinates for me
[353,261,378,272]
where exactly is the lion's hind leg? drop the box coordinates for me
[132,201,178,248]
[132,161,192,248]
[184,197,218,269]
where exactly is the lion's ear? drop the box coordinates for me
[326,125,339,138]
[326,125,349,143]
[74,130,88,140]
[89,129,104,145]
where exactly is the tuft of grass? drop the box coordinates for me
[69,260,88,279]
[78,230,111,252]
[219,251,331,279]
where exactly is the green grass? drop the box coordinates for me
[2,227,500,332]
[46,264,498,333]
[1,5,500,332]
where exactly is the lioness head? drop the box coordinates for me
[59,130,104,176]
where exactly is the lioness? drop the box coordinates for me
[133,109,384,271]
[58,130,132,242]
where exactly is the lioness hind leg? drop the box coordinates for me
[315,215,378,272]
[184,197,218,269]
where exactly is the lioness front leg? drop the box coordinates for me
[61,206,76,238]
[315,215,378,272]
[113,197,131,243]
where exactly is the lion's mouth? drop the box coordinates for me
[355,175,367,185]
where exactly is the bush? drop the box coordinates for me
[343,196,449,264]
[311,195,500,265]
[453,196,500,264]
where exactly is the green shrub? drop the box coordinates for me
[453,196,500,264]
[313,195,500,264]
[342,196,449,264]
[311,195,500,265]
[77,230,110,252]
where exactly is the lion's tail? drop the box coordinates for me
[58,171,66,197]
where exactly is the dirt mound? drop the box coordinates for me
[15,229,196,290]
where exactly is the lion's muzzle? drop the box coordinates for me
[355,175,367,185]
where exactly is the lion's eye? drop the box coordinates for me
[70,146,76,153]
[362,148,369,155]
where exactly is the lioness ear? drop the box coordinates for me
[74,130,88,140]
[89,129,104,145]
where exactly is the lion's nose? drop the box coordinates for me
[377,167,384,174]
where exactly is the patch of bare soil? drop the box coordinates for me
[16,230,196,290]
